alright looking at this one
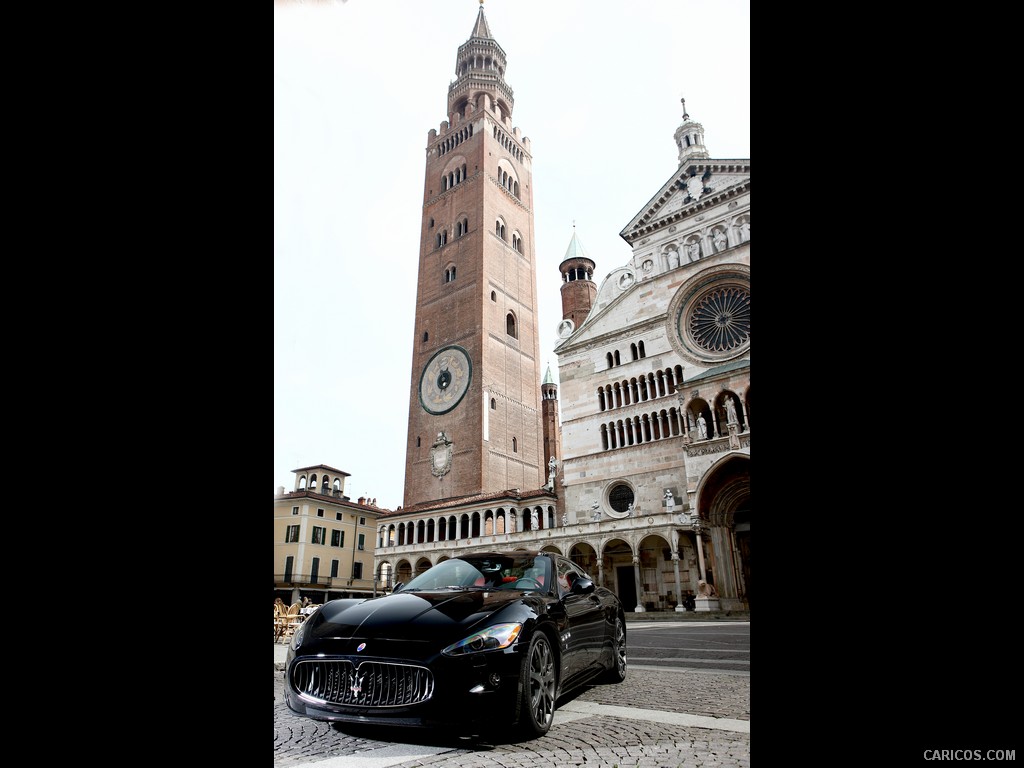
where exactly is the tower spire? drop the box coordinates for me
[674,96,709,166]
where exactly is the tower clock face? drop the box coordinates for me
[418,345,472,415]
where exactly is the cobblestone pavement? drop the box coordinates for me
[274,664,750,768]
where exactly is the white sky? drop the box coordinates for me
[274,0,750,510]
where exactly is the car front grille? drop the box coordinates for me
[291,659,434,707]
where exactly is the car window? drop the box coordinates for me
[555,557,586,595]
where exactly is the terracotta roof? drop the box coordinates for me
[274,488,390,514]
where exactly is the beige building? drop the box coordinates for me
[273,464,385,604]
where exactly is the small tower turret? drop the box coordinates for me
[558,227,597,330]
[674,98,710,166]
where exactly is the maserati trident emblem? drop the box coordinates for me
[350,673,365,697]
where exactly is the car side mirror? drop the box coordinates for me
[570,577,595,595]
[391,582,404,593]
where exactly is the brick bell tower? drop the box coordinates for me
[403,2,544,508]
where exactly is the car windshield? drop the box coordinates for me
[399,554,551,592]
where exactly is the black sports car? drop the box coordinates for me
[283,550,627,738]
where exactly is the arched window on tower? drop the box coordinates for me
[614,350,621,366]
[631,343,638,360]
[506,312,517,339]
[638,340,646,358]
[512,437,517,453]
[444,266,456,283]
[606,352,614,369]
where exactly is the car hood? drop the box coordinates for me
[295,590,535,658]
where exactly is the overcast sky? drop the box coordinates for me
[274,0,750,509]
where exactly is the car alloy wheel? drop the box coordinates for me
[601,615,627,683]
[518,631,556,737]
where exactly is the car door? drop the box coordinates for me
[555,556,604,680]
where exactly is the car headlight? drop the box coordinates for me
[442,622,523,656]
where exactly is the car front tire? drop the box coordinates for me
[517,631,557,737]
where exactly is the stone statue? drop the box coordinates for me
[668,248,680,269]
[562,512,568,526]
[725,398,737,424]
[530,508,539,529]
[697,579,717,598]
[696,413,707,439]
[663,488,675,508]
[687,241,701,262]
[626,502,634,517]
[713,229,727,252]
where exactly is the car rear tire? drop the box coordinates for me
[599,615,627,684]
[516,631,557,737]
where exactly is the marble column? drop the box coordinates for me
[671,552,686,611]
[632,556,645,612]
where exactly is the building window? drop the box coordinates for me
[311,557,320,582]
[491,398,496,409]
[331,560,339,578]
[317,508,324,517]
[291,506,299,515]
[286,525,300,543]
[359,517,366,526]
[512,437,518,453]
[491,291,496,301]
[353,561,364,579]
[358,533,365,551]
[609,483,635,513]
[690,286,750,353]
[312,526,326,545]
[336,512,342,521]
[506,312,517,338]
[331,529,341,547]
[423,331,429,342]
[445,266,457,283]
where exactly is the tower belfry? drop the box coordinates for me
[403,4,544,508]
